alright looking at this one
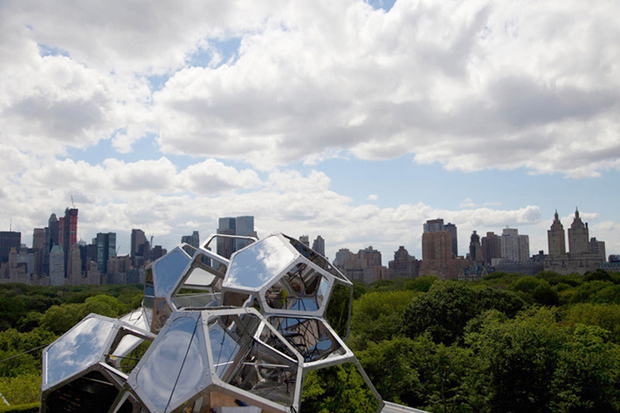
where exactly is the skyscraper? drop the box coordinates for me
[500,228,530,262]
[481,232,502,265]
[568,209,589,255]
[235,216,255,251]
[312,235,325,257]
[445,223,458,257]
[96,232,116,274]
[216,216,256,258]
[469,231,483,263]
[547,211,566,257]
[217,217,236,259]
[60,208,78,277]
[0,231,21,264]
[131,229,148,268]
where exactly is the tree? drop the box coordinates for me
[350,290,418,348]
[550,324,620,413]
[466,308,565,413]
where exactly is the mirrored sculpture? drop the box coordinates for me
[41,232,384,413]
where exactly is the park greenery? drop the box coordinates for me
[1,269,620,412]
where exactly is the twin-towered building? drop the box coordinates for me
[544,209,606,274]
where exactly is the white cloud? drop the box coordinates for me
[367,194,378,201]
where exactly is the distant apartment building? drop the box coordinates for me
[333,246,388,283]
[420,218,466,279]
[388,246,421,279]
[181,231,200,249]
[312,236,326,258]
[0,231,21,264]
[500,228,530,263]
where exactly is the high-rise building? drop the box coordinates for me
[423,219,445,233]
[590,238,606,262]
[96,232,116,274]
[49,245,65,286]
[445,223,458,257]
[568,209,589,255]
[299,235,310,247]
[33,228,45,250]
[481,232,502,265]
[0,231,21,264]
[235,216,255,251]
[131,229,149,268]
[547,211,566,257]
[312,236,325,257]
[469,231,483,263]
[388,246,420,279]
[181,231,200,249]
[60,208,78,277]
[500,228,530,262]
[217,217,236,259]
[216,216,256,258]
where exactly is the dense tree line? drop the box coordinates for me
[351,270,620,413]
[2,270,620,412]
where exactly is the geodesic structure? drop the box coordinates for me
[41,232,384,413]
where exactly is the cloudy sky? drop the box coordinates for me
[1,0,619,263]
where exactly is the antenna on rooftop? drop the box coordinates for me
[71,195,75,208]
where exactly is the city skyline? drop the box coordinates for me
[1,1,619,266]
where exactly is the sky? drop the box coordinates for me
[1,0,619,264]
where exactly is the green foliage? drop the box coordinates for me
[403,275,438,292]
[399,282,525,345]
[466,307,565,413]
[550,324,620,413]
[325,283,352,338]
[349,289,418,349]
[564,303,620,343]
[0,374,41,405]
[358,337,418,404]
[300,364,379,413]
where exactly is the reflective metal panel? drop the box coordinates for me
[225,236,296,290]
[153,247,191,297]
[264,264,329,313]
[134,315,202,411]
[268,317,345,363]
[44,317,114,387]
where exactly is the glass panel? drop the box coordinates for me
[264,264,328,312]
[269,317,345,363]
[225,236,296,290]
[45,317,114,387]
[135,316,202,411]
[208,313,261,379]
[232,341,298,406]
[153,248,191,297]
[208,322,240,378]
[184,267,216,287]
[324,282,353,338]
[171,293,221,309]
[285,235,351,283]
[301,363,380,413]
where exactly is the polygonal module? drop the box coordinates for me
[121,308,303,413]
[41,314,154,413]
[222,233,353,321]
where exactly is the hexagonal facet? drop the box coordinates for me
[132,313,207,412]
[205,310,302,409]
[43,315,116,389]
[224,235,296,291]
[267,316,348,364]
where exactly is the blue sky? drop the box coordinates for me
[1,0,619,263]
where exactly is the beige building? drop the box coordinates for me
[544,209,606,275]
